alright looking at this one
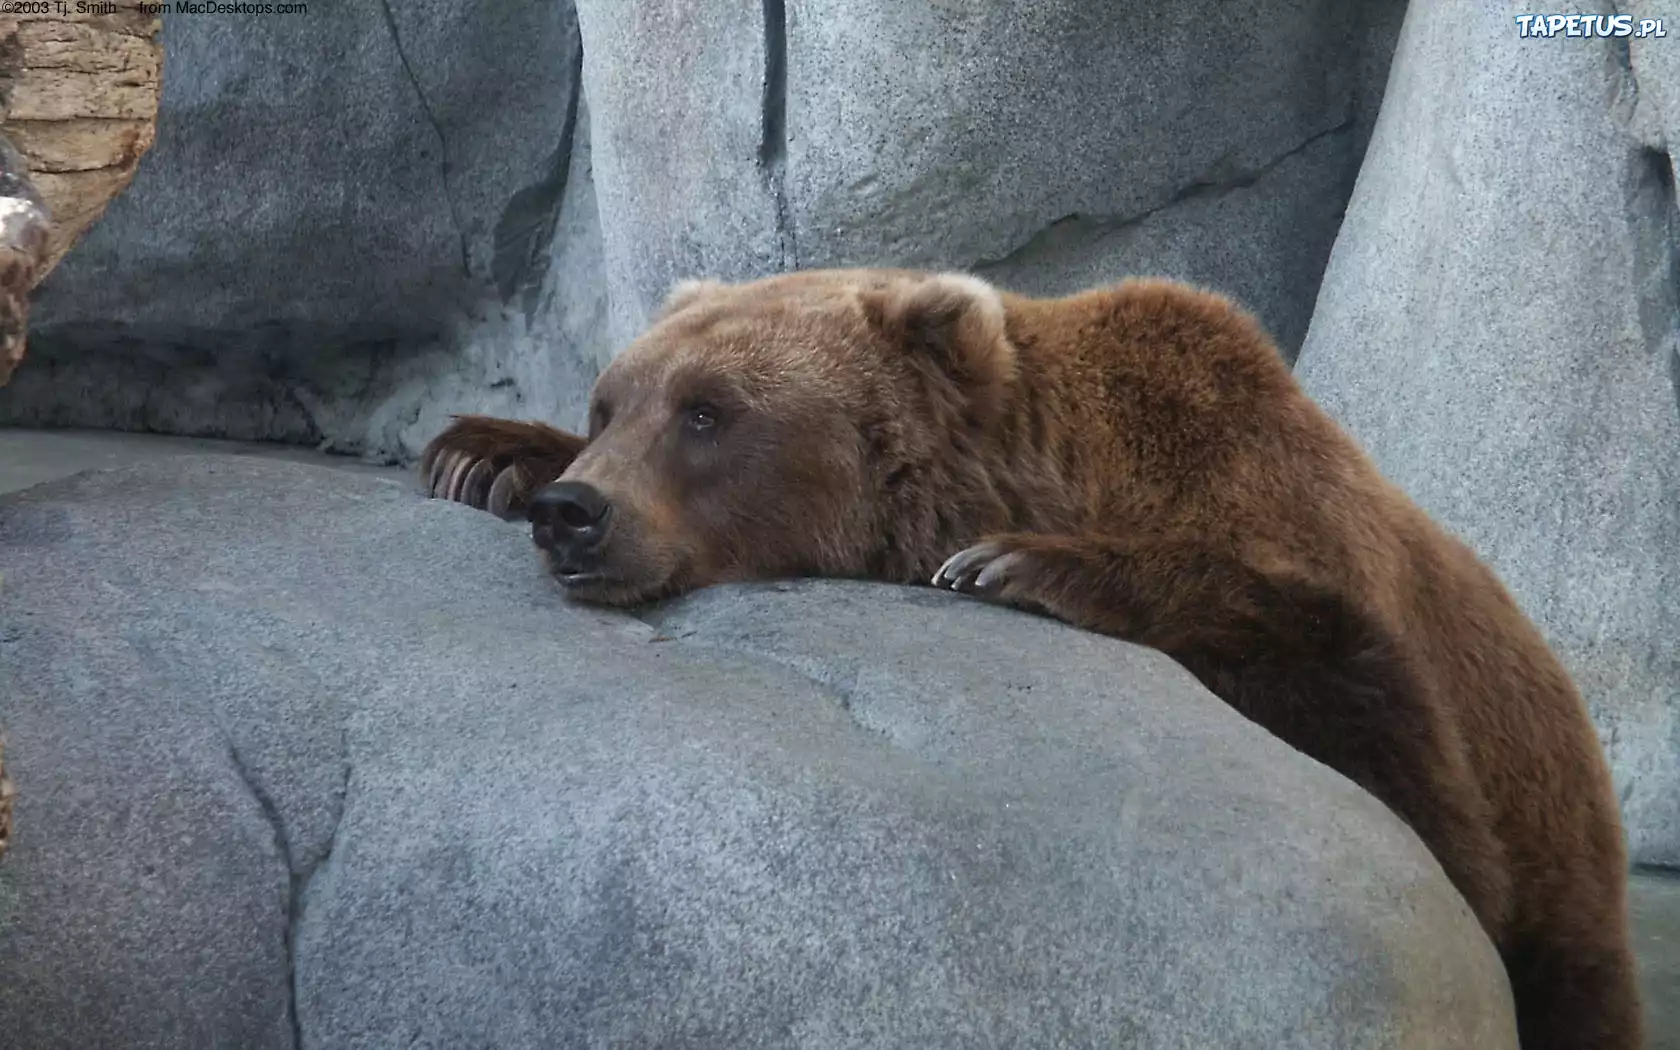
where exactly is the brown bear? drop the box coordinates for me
[420,268,1641,1050]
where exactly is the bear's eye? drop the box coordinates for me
[683,404,719,434]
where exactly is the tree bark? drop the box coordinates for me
[0,3,162,386]
[0,733,12,862]
[0,133,50,387]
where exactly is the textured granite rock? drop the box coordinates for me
[1295,0,1680,865]
[0,457,1516,1049]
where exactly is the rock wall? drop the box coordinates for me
[0,0,1403,459]
[579,0,1403,351]
[1297,0,1680,865]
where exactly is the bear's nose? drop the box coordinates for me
[528,480,612,552]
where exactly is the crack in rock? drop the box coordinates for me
[290,735,353,1045]
[759,0,796,271]
[972,115,1358,272]
[1608,2,1680,419]
[225,724,352,1050]
[491,44,584,314]
[225,738,306,1050]
[1631,144,1680,420]
[378,0,471,279]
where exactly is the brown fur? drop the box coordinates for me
[420,269,1641,1049]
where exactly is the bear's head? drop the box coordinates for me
[529,268,1020,605]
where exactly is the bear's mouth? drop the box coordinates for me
[551,571,654,608]
[555,569,606,588]
[539,550,648,605]
[551,569,625,605]
[546,555,611,589]
[535,535,681,608]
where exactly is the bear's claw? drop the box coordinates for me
[932,541,1027,594]
[423,448,529,521]
[485,463,529,520]
[418,415,588,521]
[425,448,457,498]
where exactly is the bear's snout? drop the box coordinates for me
[528,480,613,581]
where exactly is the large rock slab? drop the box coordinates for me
[1295,0,1680,864]
[0,457,1516,1049]
[1630,871,1680,1050]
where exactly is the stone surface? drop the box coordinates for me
[1,0,1401,459]
[1295,0,1680,865]
[0,0,606,454]
[0,456,1517,1049]
[0,424,401,496]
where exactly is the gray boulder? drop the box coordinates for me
[1295,0,1680,865]
[0,458,1516,1049]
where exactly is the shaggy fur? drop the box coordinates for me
[420,269,1641,1050]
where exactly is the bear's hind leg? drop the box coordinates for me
[1503,866,1644,1050]
[420,415,587,520]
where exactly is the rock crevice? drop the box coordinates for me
[758,0,794,271]
[974,114,1359,273]
[376,0,469,279]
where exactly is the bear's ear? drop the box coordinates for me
[859,272,1018,408]
[655,278,728,321]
